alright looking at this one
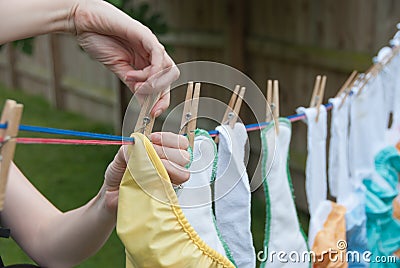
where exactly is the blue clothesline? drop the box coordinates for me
[0,103,333,141]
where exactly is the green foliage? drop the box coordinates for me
[0,38,34,55]
[12,38,34,55]
[107,0,168,35]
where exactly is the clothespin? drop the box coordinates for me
[221,85,246,128]
[336,70,358,98]
[215,85,245,143]
[180,82,200,148]
[337,71,359,109]
[309,75,327,122]
[266,80,279,134]
[134,92,161,137]
[0,100,23,211]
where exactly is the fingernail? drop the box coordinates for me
[151,132,161,143]
[125,74,134,81]
[154,110,162,118]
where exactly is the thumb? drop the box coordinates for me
[104,146,127,190]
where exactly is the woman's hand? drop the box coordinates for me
[71,0,179,117]
[103,132,190,212]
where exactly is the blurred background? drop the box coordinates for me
[0,0,399,267]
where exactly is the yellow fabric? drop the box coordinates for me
[117,133,235,268]
[312,202,347,268]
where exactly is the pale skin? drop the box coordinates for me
[0,0,189,267]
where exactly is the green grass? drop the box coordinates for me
[0,84,309,267]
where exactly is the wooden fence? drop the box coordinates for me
[0,0,399,210]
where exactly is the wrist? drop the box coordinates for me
[93,184,117,222]
[62,0,82,34]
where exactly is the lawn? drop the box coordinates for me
[0,84,308,267]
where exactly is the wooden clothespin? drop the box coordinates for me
[215,85,245,143]
[309,75,326,122]
[221,85,246,129]
[0,100,23,211]
[336,70,358,98]
[337,71,358,109]
[134,92,161,137]
[180,82,200,148]
[266,80,279,134]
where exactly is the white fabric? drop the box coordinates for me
[260,119,309,267]
[296,105,328,216]
[178,131,226,257]
[375,47,395,119]
[214,123,255,268]
[378,49,400,145]
[328,95,369,268]
[349,73,387,184]
[328,97,352,201]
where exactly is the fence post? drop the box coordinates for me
[5,44,18,89]
[225,0,245,72]
[48,34,64,109]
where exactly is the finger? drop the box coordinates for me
[125,66,152,84]
[113,146,128,170]
[104,147,127,190]
[161,159,190,185]
[151,88,170,117]
[152,144,190,167]
[149,64,180,93]
[150,132,189,150]
[126,63,179,94]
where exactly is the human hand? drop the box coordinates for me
[71,0,179,117]
[103,132,190,211]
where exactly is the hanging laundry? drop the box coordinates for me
[375,47,398,120]
[259,118,309,268]
[328,96,351,200]
[214,123,255,268]
[116,133,235,268]
[297,105,347,267]
[349,71,387,185]
[364,146,400,267]
[178,129,232,260]
[385,31,400,145]
[296,105,328,217]
[375,36,400,228]
[329,96,368,268]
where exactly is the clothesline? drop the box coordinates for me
[0,137,133,146]
[0,103,333,144]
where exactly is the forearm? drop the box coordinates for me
[0,0,78,44]
[2,163,116,268]
[34,186,116,267]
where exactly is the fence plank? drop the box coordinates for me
[48,34,64,108]
[225,0,245,71]
[5,44,18,89]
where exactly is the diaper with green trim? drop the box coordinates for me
[178,129,235,262]
[116,133,235,268]
[260,119,310,268]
